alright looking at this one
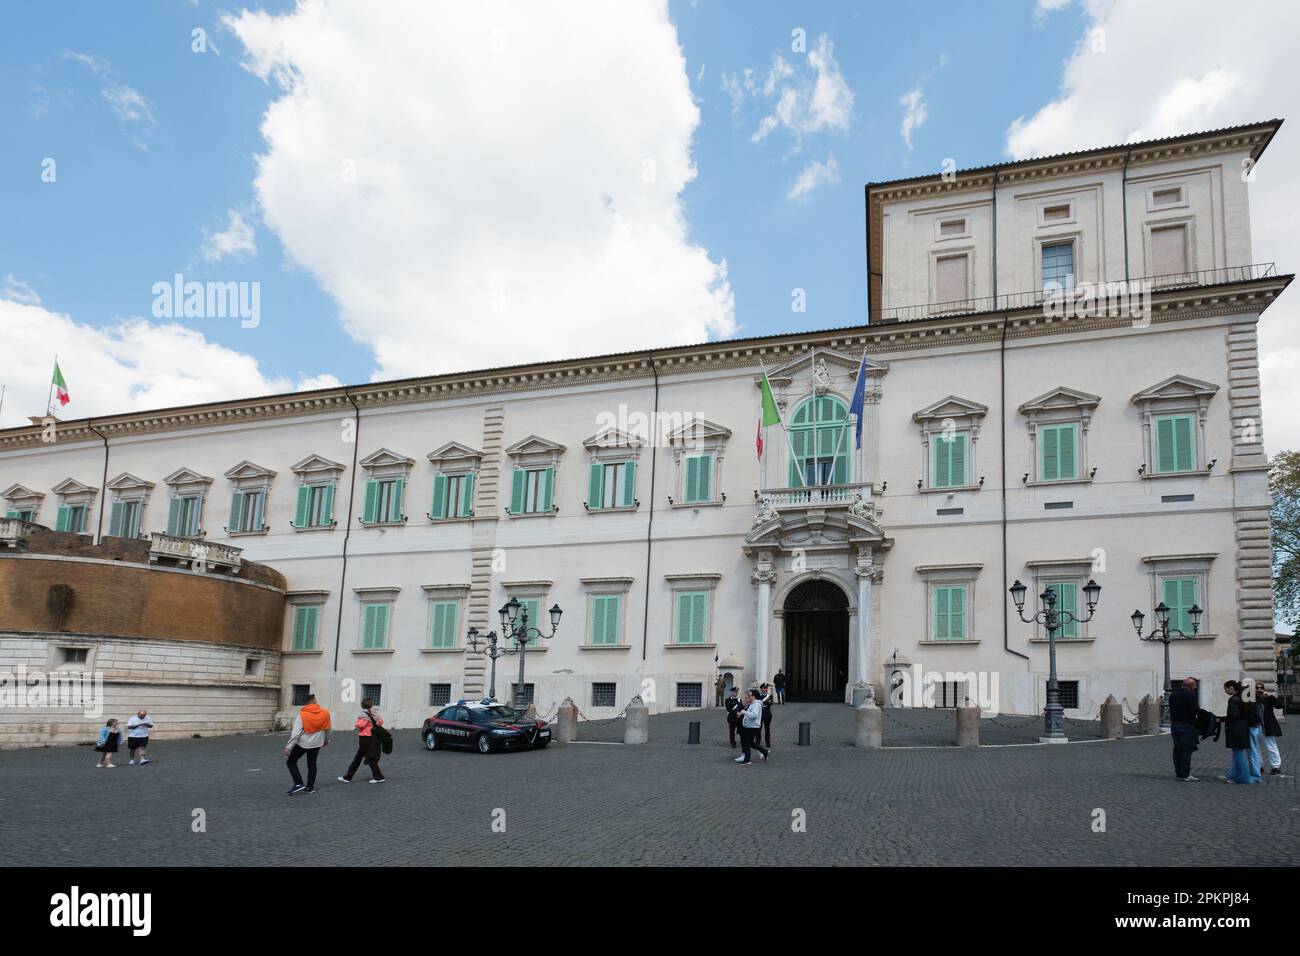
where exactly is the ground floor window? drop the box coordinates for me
[675,682,703,708]
[429,683,451,707]
[291,684,312,706]
[591,682,617,708]
[511,683,535,706]
[361,683,383,705]
[1051,680,1080,709]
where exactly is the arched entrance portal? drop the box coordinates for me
[782,579,850,702]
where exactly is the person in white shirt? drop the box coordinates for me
[734,690,770,765]
[126,709,154,765]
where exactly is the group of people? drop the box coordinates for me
[714,670,786,707]
[92,709,154,767]
[1168,678,1285,783]
[724,683,775,765]
[283,695,390,793]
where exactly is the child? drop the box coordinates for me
[95,719,120,768]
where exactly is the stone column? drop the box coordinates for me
[752,564,776,685]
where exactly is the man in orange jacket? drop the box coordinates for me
[284,695,331,795]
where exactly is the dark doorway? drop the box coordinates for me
[782,579,850,702]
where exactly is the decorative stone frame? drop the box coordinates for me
[666,418,731,508]
[290,454,344,532]
[105,473,155,538]
[1140,552,1217,639]
[224,460,276,536]
[1023,557,1097,642]
[2,483,44,524]
[51,478,97,530]
[1034,231,1082,295]
[46,640,98,672]
[915,563,982,645]
[582,428,643,513]
[932,214,971,242]
[928,248,975,308]
[425,442,483,523]
[1130,374,1220,478]
[352,586,400,654]
[1018,386,1101,486]
[503,435,566,518]
[499,579,554,651]
[664,572,721,649]
[162,468,214,538]
[357,448,414,528]
[1145,182,1189,213]
[578,576,635,650]
[1143,215,1196,279]
[284,589,329,656]
[1036,199,1078,228]
[420,583,471,653]
[912,396,987,493]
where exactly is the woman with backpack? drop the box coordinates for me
[1222,681,1261,784]
[337,698,388,784]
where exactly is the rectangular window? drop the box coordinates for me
[291,684,313,706]
[935,254,968,304]
[363,478,404,524]
[230,490,265,533]
[1162,577,1199,634]
[589,461,636,510]
[1041,241,1074,292]
[429,601,458,649]
[592,682,617,708]
[1154,414,1195,473]
[931,680,964,708]
[55,505,88,533]
[511,683,535,706]
[1046,583,1079,639]
[167,495,203,537]
[108,500,143,538]
[1053,680,1080,710]
[507,597,541,630]
[683,454,714,503]
[361,602,390,649]
[1150,224,1188,277]
[589,594,622,645]
[361,683,382,706]
[938,218,966,238]
[511,467,554,515]
[296,483,336,529]
[675,591,708,644]
[61,647,88,665]
[932,432,968,488]
[429,683,452,707]
[431,473,475,520]
[1042,203,1072,223]
[1151,187,1183,207]
[676,682,703,709]
[1039,424,1078,481]
[292,605,320,651]
[933,586,967,641]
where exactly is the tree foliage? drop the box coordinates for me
[1269,450,1300,650]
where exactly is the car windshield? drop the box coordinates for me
[472,706,519,722]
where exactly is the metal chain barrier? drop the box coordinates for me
[882,707,954,730]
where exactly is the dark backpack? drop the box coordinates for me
[366,713,393,755]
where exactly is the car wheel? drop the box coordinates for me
[423,731,437,751]
[476,733,493,754]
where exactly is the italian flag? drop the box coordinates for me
[52,362,70,406]
[756,368,780,459]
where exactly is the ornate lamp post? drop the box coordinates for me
[466,625,509,702]
[467,599,563,708]
[1132,601,1201,733]
[1010,578,1101,742]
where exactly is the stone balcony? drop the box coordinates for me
[0,518,33,550]
[147,531,243,573]
[756,482,874,512]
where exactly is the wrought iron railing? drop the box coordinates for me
[874,262,1278,324]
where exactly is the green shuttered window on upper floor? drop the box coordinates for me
[510,467,554,515]
[292,605,320,652]
[429,601,458,648]
[683,454,713,503]
[590,594,622,645]
[932,433,968,488]
[54,505,88,533]
[588,461,636,510]
[362,478,404,524]
[431,473,475,520]
[1154,414,1195,473]
[1163,577,1199,634]
[294,483,336,529]
[1039,424,1078,481]
[675,591,708,644]
[932,586,966,640]
[361,602,390,650]
[229,490,266,533]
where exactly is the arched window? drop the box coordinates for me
[789,396,850,486]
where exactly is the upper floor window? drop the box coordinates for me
[1131,375,1218,478]
[290,454,344,531]
[1038,424,1078,482]
[55,504,88,533]
[355,587,399,651]
[667,418,731,507]
[665,573,720,646]
[105,473,154,538]
[358,448,414,527]
[1149,223,1189,279]
[51,478,97,534]
[1018,386,1100,487]
[224,460,275,536]
[589,461,636,510]
[913,396,987,493]
[790,396,850,486]
[291,603,321,652]
[163,468,213,538]
[1041,240,1074,293]
[932,432,969,488]
[427,442,483,521]
[1154,414,1195,474]
[933,253,969,305]
[504,435,566,517]
[3,483,44,524]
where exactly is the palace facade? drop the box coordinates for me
[0,120,1289,736]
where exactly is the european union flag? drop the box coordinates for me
[848,352,867,450]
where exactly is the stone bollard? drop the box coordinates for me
[555,697,578,743]
[955,702,980,747]
[1100,694,1123,739]
[624,695,649,745]
[854,698,882,749]
[1138,694,1161,735]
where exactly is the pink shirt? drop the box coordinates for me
[354,713,383,737]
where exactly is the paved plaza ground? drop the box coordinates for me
[3,704,1294,867]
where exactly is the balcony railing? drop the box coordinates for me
[758,482,872,509]
[148,531,242,573]
[0,518,32,549]
[874,262,1278,324]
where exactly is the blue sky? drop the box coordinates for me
[3,1,1297,442]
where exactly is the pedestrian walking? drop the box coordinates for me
[1255,681,1285,776]
[94,719,121,768]
[1167,677,1201,781]
[759,682,774,747]
[1222,681,1261,784]
[734,689,769,765]
[724,686,742,748]
[126,709,153,765]
[284,694,331,795]
[773,669,786,705]
[338,699,387,784]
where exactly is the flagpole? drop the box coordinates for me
[47,355,57,418]
[759,361,805,489]
[826,348,869,483]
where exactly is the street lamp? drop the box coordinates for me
[1010,578,1101,742]
[466,625,510,702]
[1132,600,1201,732]
[468,601,563,709]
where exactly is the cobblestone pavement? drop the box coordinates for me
[2,708,1294,867]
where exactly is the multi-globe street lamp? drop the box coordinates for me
[467,597,563,711]
[1132,600,1201,733]
[1010,578,1101,742]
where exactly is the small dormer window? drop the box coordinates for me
[938,217,966,238]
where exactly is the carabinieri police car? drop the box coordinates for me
[422,700,551,754]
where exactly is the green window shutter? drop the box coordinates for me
[3,510,17,519]
[72,507,87,533]
[292,606,306,649]
[698,454,712,501]
[230,493,243,532]
[1041,427,1059,481]
[588,462,603,509]
[833,444,849,484]
[431,475,448,520]
[591,595,615,645]
[392,478,405,521]
[322,483,335,524]
[541,467,555,512]
[685,456,700,502]
[1163,578,1197,633]
[691,592,707,643]
[363,604,389,649]
[461,473,475,516]
[362,480,378,523]
[949,587,965,640]
[622,461,636,507]
[431,602,456,648]
[950,434,967,486]
[55,506,71,532]
[1058,425,1076,479]
[293,605,318,651]
[1054,584,1078,638]
[933,437,951,487]
[934,587,949,640]
[108,501,124,537]
[252,491,264,530]
[1155,416,1182,473]
[1173,415,1194,471]
[676,592,693,644]
[166,497,182,536]
[789,429,807,485]
[510,469,526,514]
[295,486,310,527]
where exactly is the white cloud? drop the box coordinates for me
[1003,0,1300,453]
[60,49,155,147]
[0,300,329,428]
[1,275,42,307]
[295,373,344,392]
[1033,0,1073,26]
[202,209,258,262]
[786,154,840,202]
[223,0,734,379]
[899,88,927,149]
[748,36,853,145]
